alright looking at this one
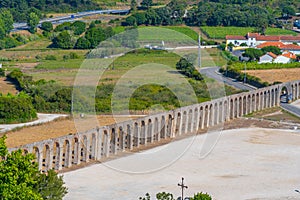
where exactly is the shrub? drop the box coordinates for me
[45,55,57,60]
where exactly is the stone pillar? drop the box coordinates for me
[190,110,195,132]
[184,112,189,134]
[157,119,161,142]
[178,113,183,135]
[37,145,43,171]
[66,141,73,168]
[104,131,110,157]
[128,125,134,150]
[96,129,102,160]
[57,144,63,170]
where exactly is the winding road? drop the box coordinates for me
[200,66,256,91]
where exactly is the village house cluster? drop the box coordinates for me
[226,33,300,63]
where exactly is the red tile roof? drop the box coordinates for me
[280,36,300,41]
[226,35,246,40]
[257,42,300,50]
[267,52,277,59]
[256,35,280,41]
[281,44,300,50]
[282,51,297,59]
[257,42,284,48]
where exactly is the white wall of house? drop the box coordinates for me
[259,54,274,63]
[274,56,291,63]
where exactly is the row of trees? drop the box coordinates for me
[0,0,98,22]
[139,192,212,200]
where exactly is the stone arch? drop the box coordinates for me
[187,109,193,132]
[160,116,166,139]
[230,99,234,119]
[251,94,256,112]
[80,135,89,162]
[141,121,146,145]
[167,114,173,137]
[224,100,228,121]
[118,126,125,151]
[218,101,223,123]
[110,128,117,154]
[102,130,109,157]
[280,86,289,103]
[154,117,159,141]
[147,119,153,143]
[234,98,238,118]
[242,96,246,116]
[134,122,139,147]
[239,97,243,117]
[42,144,51,172]
[63,140,71,168]
[33,146,41,170]
[53,142,61,170]
[203,105,209,128]
[90,133,97,159]
[175,112,181,136]
[72,137,79,165]
[126,124,132,150]
[260,92,264,110]
[274,88,279,106]
[208,104,213,126]
[193,108,199,132]
[181,111,187,134]
[214,102,218,125]
[263,91,267,109]
[199,106,204,129]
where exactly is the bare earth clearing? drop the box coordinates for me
[4,115,142,148]
[63,128,300,200]
[0,77,17,95]
[245,68,300,83]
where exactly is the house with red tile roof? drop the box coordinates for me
[256,42,300,54]
[226,32,300,49]
[259,51,297,64]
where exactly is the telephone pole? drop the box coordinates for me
[198,32,201,68]
[178,177,188,200]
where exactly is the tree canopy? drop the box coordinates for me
[0,135,68,199]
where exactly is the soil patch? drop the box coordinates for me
[245,68,300,83]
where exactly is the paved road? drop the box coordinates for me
[13,9,130,32]
[280,103,300,118]
[0,113,68,133]
[200,66,256,91]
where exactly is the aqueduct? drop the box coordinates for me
[9,80,300,172]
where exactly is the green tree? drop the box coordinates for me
[75,37,91,49]
[156,192,174,200]
[0,135,68,199]
[124,16,137,26]
[71,21,86,35]
[141,0,152,9]
[243,48,263,61]
[0,8,13,35]
[52,30,74,49]
[41,21,53,32]
[131,0,137,11]
[261,46,281,55]
[190,192,212,200]
[27,12,40,33]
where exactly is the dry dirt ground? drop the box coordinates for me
[3,115,142,148]
[0,77,18,95]
[245,68,300,83]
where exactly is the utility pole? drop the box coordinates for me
[244,62,246,84]
[198,32,201,68]
[178,177,188,200]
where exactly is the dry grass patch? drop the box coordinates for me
[245,68,300,83]
[0,77,18,95]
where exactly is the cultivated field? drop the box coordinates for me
[245,68,300,83]
[201,26,298,39]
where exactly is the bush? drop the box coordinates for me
[71,21,86,35]
[0,92,37,124]
[41,21,53,32]
[45,55,57,60]
[191,192,212,200]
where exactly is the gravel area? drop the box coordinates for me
[63,128,300,200]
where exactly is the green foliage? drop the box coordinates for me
[41,21,53,32]
[141,0,153,9]
[74,37,91,49]
[176,57,203,80]
[156,192,174,200]
[124,16,137,26]
[27,12,40,33]
[243,48,263,61]
[0,8,13,35]
[52,31,75,49]
[0,136,68,199]
[0,92,37,124]
[71,21,86,35]
[201,26,297,39]
[261,46,281,55]
[191,192,212,200]
[33,170,68,200]
[45,55,57,60]
[55,22,72,32]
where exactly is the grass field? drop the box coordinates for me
[201,26,298,39]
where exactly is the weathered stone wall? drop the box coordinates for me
[8,80,300,172]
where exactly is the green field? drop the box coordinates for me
[201,26,298,39]
[165,26,199,41]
